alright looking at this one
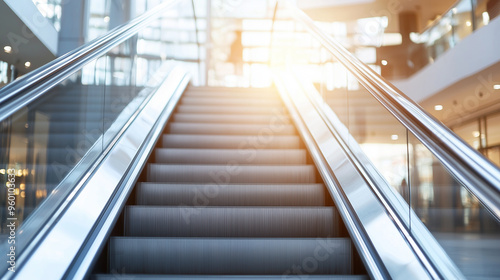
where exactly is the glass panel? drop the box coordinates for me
[409,133,500,279]
[0,0,202,259]
[32,0,62,31]
[487,112,500,147]
[346,74,410,209]
[453,120,481,149]
[0,66,105,252]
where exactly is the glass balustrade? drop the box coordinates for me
[271,3,500,278]
[0,0,203,260]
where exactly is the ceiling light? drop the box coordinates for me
[483,12,490,25]
[381,60,388,66]
[24,61,31,68]
[466,21,471,27]
[434,105,443,111]
[104,16,110,23]
[4,46,12,53]
[494,84,500,90]
[472,131,480,138]
[391,134,398,140]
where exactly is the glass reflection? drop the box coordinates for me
[409,134,500,279]
[0,1,204,256]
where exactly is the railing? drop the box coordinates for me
[409,0,499,72]
[272,0,500,279]
[0,0,200,275]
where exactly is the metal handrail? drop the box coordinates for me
[281,1,500,221]
[0,0,180,122]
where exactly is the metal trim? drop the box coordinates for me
[0,0,181,123]
[9,66,189,280]
[293,70,466,280]
[283,0,500,222]
[275,71,432,280]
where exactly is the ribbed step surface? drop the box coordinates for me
[125,206,339,237]
[92,275,369,280]
[172,113,291,124]
[168,123,296,135]
[135,183,330,206]
[181,97,283,107]
[155,149,307,164]
[177,105,286,115]
[109,237,352,275]
[162,135,302,149]
[147,164,316,183]
[96,88,364,278]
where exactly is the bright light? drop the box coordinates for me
[4,46,12,53]
[483,12,490,25]
[472,131,480,138]
[391,134,399,140]
[466,21,472,27]
[434,105,443,111]
[104,16,110,23]
[494,84,500,90]
[381,60,388,66]
[25,61,31,68]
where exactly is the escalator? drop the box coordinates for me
[91,87,367,279]
[2,1,500,279]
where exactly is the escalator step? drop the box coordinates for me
[180,97,283,107]
[147,164,316,183]
[172,113,291,124]
[177,105,286,115]
[162,135,302,149]
[124,206,339,237]
[109,237,352,275]
[135,183,329,206]
[92,275,369,280]
[183,91,279,100]
[168,123,296,135]
[154,149,307,164]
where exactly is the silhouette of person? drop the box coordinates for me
[228,30,243,76]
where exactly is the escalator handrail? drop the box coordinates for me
[282,1,500,220]
[0,0,180,122]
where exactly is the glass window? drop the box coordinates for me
[453,120,481,149]
[487,112,500,146]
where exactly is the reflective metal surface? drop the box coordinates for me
[0,0,181,119]
[272,1,500,278]
[281,0,500,224]
[292,71,465,280]
[11,66,189,279]
[275,71,431,280]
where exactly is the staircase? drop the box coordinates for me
[92,88,367,279]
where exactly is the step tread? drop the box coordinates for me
[167,123,296,135]
[147,164,316,183]
[162,134,302,149]
[109,237,352,275]
[154,148,307,164]
[172,113,291,124]
[135,183,330,206]
[124,206,339,237]
[92,275,368,280]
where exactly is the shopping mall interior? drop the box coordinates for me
[0,0,499,279]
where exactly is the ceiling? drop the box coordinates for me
[0,0,57,75]
[299,0,456,33]
[420,62,500,128]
